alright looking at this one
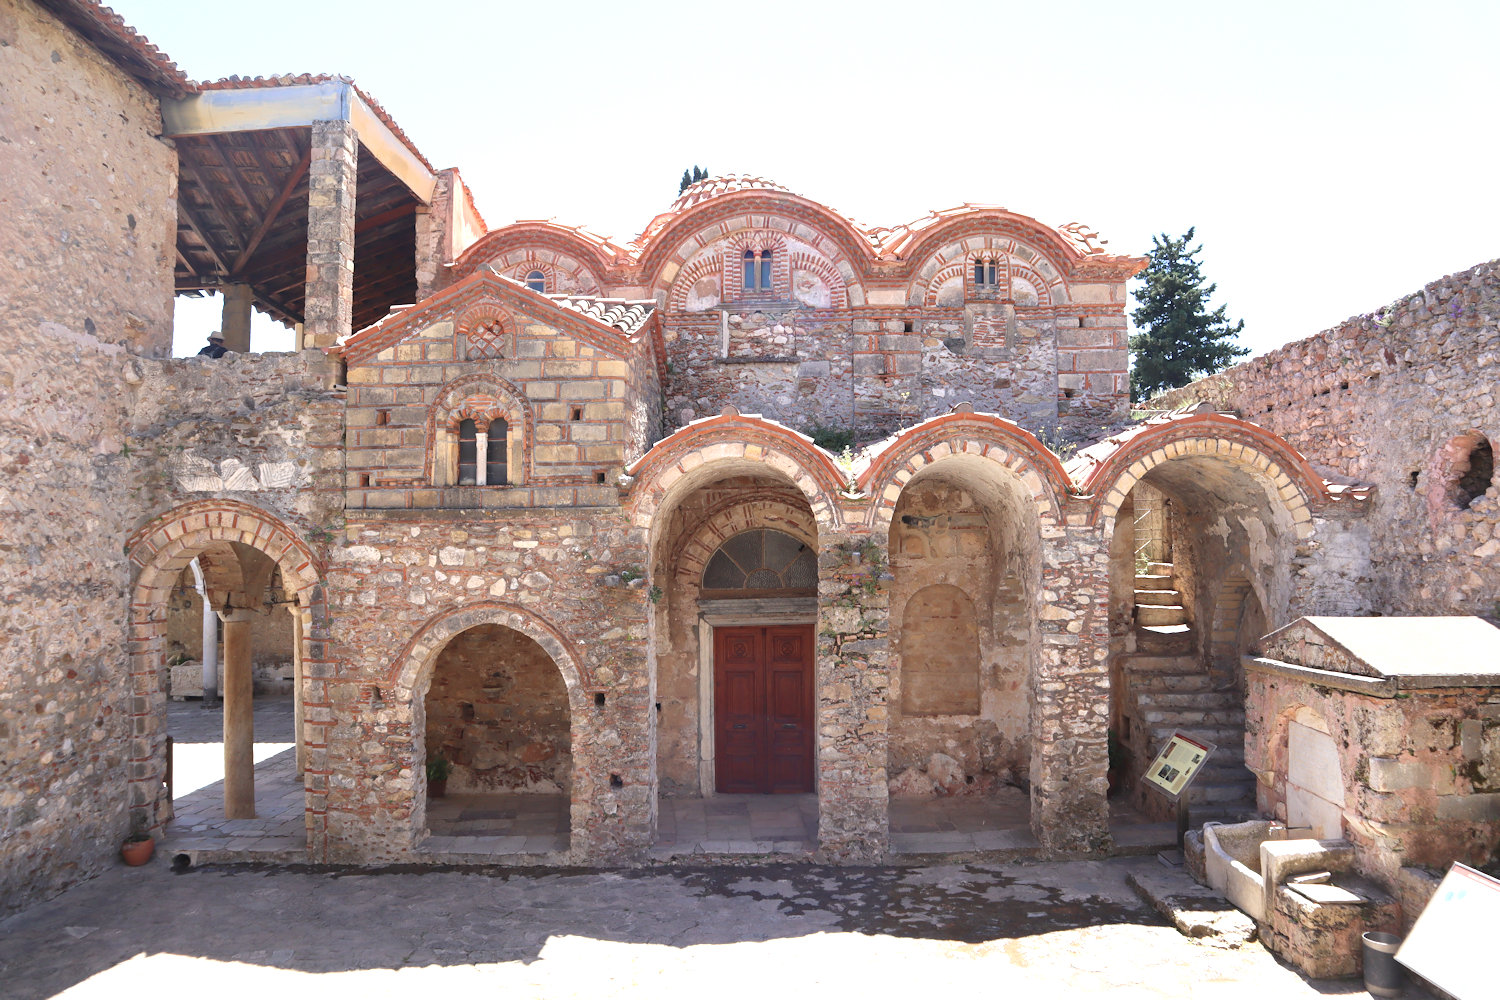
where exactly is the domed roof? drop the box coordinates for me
[667,174,794,213]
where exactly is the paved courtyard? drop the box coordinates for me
[0,856,1401,999]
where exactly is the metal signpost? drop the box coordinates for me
[1141,730,1217,850]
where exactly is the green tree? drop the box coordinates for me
[678,165,709,195]
[1129,228,1247,400]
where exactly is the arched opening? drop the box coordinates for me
[885,454,1041,849]
[649,466,822,853]
[1106,449,1299,826]
[417,622,572,855]
[161,549,302,850]
[126,503,324,858]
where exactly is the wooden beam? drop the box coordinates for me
[177,200,232,276]
[205,135,268,215]
[230,146,311,278]
[180,157,247,253]
[355,203,415,236]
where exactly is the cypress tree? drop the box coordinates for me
[1129,228,1248,400]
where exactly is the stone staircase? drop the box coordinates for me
[1125,561,1258,825]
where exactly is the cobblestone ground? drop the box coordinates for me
[0,857,1380,999]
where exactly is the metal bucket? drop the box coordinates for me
[1361,931,1405,998]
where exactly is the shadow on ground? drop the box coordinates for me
[0,857,1375,998]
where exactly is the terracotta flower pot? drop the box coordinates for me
[121,837,154,866]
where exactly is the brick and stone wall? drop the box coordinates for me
[0,0,179,918]
[1150,260,1499,618]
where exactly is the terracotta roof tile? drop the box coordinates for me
[41,0,194,95]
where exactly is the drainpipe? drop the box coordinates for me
[189,558,219,703]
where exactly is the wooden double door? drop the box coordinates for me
[713,625,814,794]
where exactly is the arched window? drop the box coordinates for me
[973,257,998,287]
[742,249,756,290]
[525,270,546,293]
[759,250,773,289]
[457,418,509,486]
[973,259,985,285]
[485,418,508,485]
[457,419,478,485]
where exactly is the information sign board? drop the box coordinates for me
[1396,862,1500,1000]
[1141,731,1215,801]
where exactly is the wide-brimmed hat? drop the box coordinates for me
[208,333,225,342]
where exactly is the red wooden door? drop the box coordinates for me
[714,625,814,793]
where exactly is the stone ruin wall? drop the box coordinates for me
[1151,259,1500,618]
[660,308,1067,445]
[0,0,179,918]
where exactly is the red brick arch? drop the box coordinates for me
[626,411,849,551]
[857,408,1072,530]
[426,373,534,486]
[1072,414,1328,537]
[671,494,821,586]
[907,234,1067,307]
[642,195,873,306]
[449,223,616,287]
[125,500,328,854]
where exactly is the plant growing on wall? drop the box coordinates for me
[1129,228,1248,400]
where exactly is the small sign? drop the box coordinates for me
[1142,731,1215,801]
[1397,862,1500,1000]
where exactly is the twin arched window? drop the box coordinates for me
[456,418,508,486]
[973,257,999,287]
[742,249,773,290]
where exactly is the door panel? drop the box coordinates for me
[714,624,813,794]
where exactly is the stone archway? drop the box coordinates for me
[391,601,586,858]
[125,500,327,854]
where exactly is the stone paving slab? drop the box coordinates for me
[1127,865,1260,948]
[0,856,1391,999]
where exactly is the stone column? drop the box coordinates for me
[291,606,306,776]
[302,118,358,352]
[1030,511,1112,854]
[220,283,254,353]
[814,530,892,862]
[222,609,256,819]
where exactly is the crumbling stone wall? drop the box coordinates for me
[1151,260,1499,617]
[424,623,571,794]
[0,0,178,918]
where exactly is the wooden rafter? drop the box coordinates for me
[181,157,247,253]
[177,200,232,276]
[230,146,312,277]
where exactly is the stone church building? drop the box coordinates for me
[3,0,1496,917]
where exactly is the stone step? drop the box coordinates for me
[1119,653,1200,672]
[1133,690,1237,709]
[1149,724,1246,746]
[1135,574,1172,590]
[1133,589,1183,607]
[1139,708,1246,728]
[1135,625,1195,655]
[1145,561,1174,574]
[1136,604,1189,627]
[1132,675,1218,696]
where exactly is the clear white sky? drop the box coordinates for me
[115,0,1500,359]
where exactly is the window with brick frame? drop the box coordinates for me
[973,257,999,288]
[525,270,546,293]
